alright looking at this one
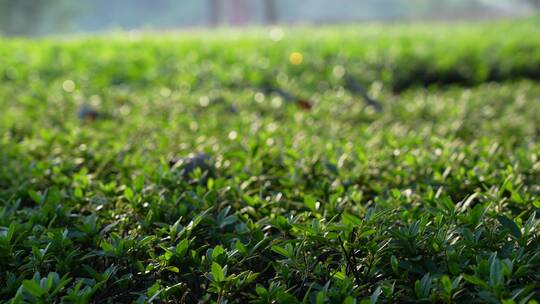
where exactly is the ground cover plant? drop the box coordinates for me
[1,17,540,303]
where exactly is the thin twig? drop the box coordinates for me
[338,236,362,286]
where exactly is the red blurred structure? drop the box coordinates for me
[208,0,278,26]
[231,0,249,25]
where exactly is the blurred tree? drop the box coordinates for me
[264,0,278,24]
[408,0,488,17]
[75,0,206,31]
[1,0,529,35]
[230,0,250,25]
[209,0,222,26]
[528,0,540,7]
[0,0,77,36]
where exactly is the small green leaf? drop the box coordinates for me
[124,188,134,202]
[420,273,432,298]
[316,291,325,304]
[74,187,83,199]
[343,296,357,304]
[441,275,452,294]
[277,291,299,304]
[236,241,247,255]
[175,239,189,257]
[414,280,422,299]
[359,229,376,238]
[497,215,521,239]
[211,245,225,261]
[28,190,42,204]
[342,213,362,226]
[304,195,317,211]
[134,175,145,192]
[23,280,45,297]
[332,271,346,280]
[256,285,267,296]
[165,266,179,273]
[211,262,224,282]
[462,274,488,288]
[489,257,503,287]
[32,246,43,260]
[147,282,160,297]
[6,223,15,244]
[391,255,398,273]
[271,245,290,258]
[219,215,238,228]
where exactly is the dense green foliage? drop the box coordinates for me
[0,0,76,36]
[1,20,540,303]
[2,18,540,91]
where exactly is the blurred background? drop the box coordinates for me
[0,0,538,36]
